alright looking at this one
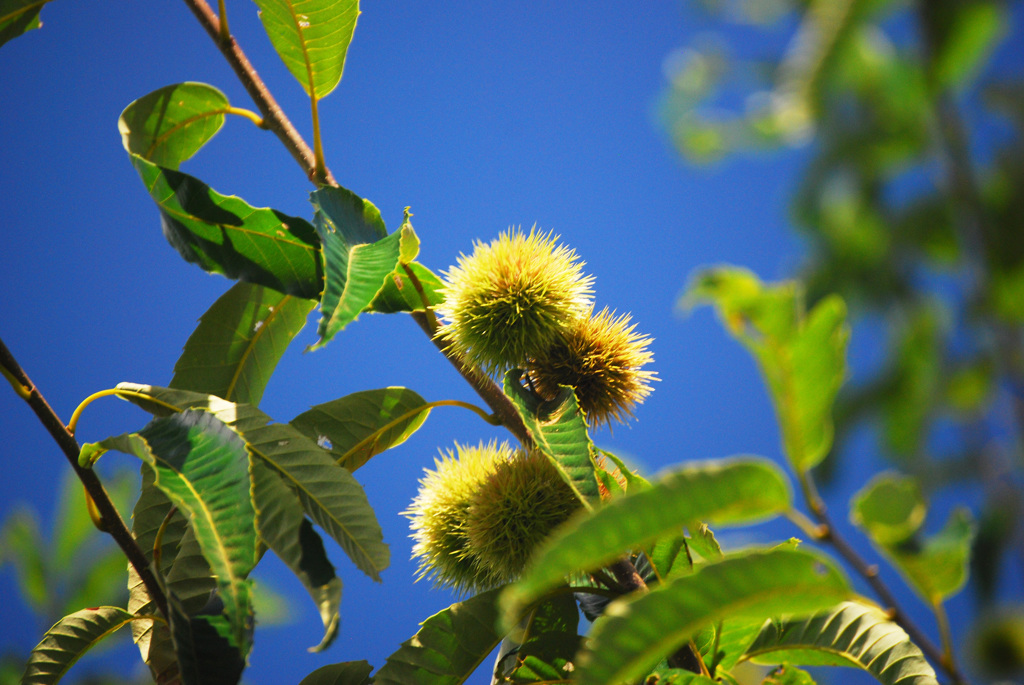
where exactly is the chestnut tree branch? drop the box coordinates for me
[0,335,169,620]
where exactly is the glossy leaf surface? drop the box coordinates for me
[742,601,939,684]
[500,457,791,626]
[575,549,850,685]
[22,607,144,685]
[503,372,601,508]
[290,387,429,471]
[374,588,505,685]
[254,0,359,99]
[170,281,315,406]
[0,0,49,48]
[131,154,322,299]
[95,410,257,653]
[113,383,388,581]
[119,82,229,168]
[310,186,413,349]
[367,261,445,314]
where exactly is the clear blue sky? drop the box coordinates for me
[1,3,1018,684]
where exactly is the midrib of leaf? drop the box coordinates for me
[1,2,47,24]
[254,445,383,576]
[336,403,431,467]
[144,109,233,160]
[151,438,248,603]
[225,294,294,401]
[285,0,318,97]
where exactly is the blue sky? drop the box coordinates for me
[1,3,1018,683]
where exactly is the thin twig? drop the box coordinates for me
[181,0,336,186]
[0,336,169,620]
[798,470,969,684]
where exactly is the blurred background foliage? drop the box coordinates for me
[661,0,1023,678]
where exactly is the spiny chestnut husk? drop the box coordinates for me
[464,448,581,587]
[527,307,656,428]
[436,228,594,374]
[405,441,581,594]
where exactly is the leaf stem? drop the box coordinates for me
[310,95,328,185]
[932,598,957,676]
[225,106,268,129]
[182,0,336,185]
[402,263,439,334]
[216,0,230,44]
[795,469,969,684]
[0,335,169,620]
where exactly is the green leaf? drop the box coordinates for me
[0,0,50,49]
[500,593,580,683]
[932,1,1007,90]
[762,665,818,685]
[118,82,230,168]
[0,508,47,611]
[850,472,926,546]
[254,0,360,99]
[889,508,975,602]
[251,457,342,651]
[366,261,445,314]
[299,661,374,685]
[113,383,389,581]
[500,457,791,628]
[374,588,505,685]
[310,186,413,349]
[131,154,322,299]
[686,268,849,472]
[170,281,315,406]
[742,600,939,684]
[289,387,429,471]
[96,410,257,653]
[21,607,149,685]
[503,371,601,508]
[575,549,851,685]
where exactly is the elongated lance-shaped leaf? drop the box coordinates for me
[741,600,939,684]
[254,0,359,99]
[112,383,389,581]
[374,588,506,685]
[94,410,257,653]
[119,82,231,169]
[310,186,417,349]
[171,282,315,406]
[299,661,374,685]
[21,607,151,685]
[130,153,322,299]
[128,465,215,685]
[251,457,342,651]
[500,457,792,628]
[290,387,429,471]
[503,371,601,508]
[0,0,51,49]
[575,549,851,685]
[686,268,849,472]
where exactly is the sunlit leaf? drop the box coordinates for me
[849,472,926,546]
[500,457,791,629]
[0,0,50,49]
[575,549,850,685]
[113,383,389,581]
[367,262,445,314]
[171,281,315,406]
[742,600,939,684]
[503,371,601,508]
[290,387,429,471]
[310,186,414,349]
[374,588,505,685]
[499,593,580,683]
[130,154,322,299]
[889,508,975,602]
[686,268,848,472]
[21,607,150,685]
[299,660,374,685]
[251,457,342,651]
[762,665,818,685]
[94,410,257,653]
[254,0,359,99]
[119,82,230,168]
[931,1,1007,90]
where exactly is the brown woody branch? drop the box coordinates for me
[0,336,169,620]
